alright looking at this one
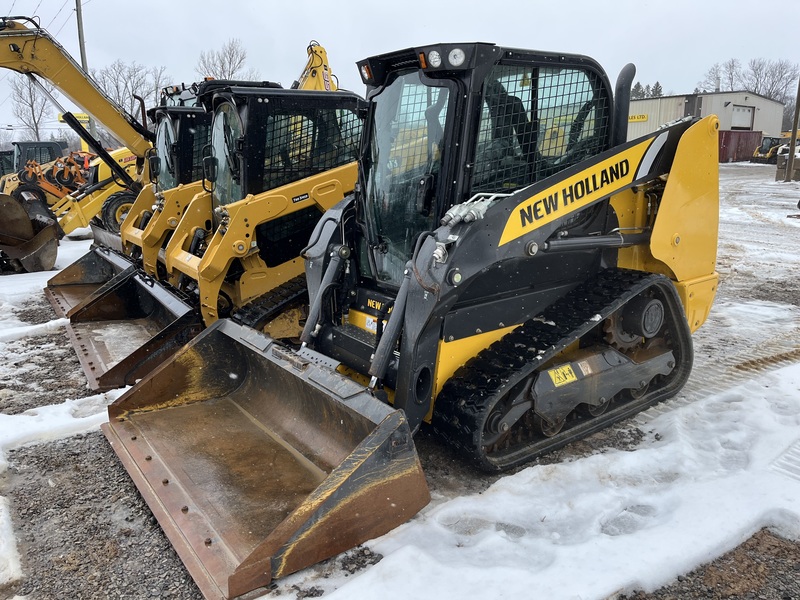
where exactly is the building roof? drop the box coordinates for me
[632,90,783,106]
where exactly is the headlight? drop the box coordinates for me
[448,48,466,67]
[427,50,442,68]
[360,64,372,81]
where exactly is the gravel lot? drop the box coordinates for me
[1,163,799,599]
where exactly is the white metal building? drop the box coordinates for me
[627,91,784,140]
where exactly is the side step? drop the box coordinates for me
[103,319,430,599]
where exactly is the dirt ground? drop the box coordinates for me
[0,300,797,600]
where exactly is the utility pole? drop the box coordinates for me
[784,76,800,183]
[74,0,96,138]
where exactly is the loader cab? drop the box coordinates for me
[202,86,364,262]
[303,43,616,416]
[149,106,211,192]
[204,87,363,207]
[354,43,613,289]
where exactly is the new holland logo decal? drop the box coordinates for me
[498,137,656,246]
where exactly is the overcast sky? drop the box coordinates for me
[1,0,798,135]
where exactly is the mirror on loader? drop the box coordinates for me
[52,84,365,392]
[103,42,719,599]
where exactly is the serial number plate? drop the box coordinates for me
[547,364,577,387]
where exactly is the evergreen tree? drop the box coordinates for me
[651,81,663,97]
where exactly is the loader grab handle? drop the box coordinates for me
[369,263,411,380]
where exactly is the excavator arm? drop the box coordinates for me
[0,17,152,158]
[293,41,337,91]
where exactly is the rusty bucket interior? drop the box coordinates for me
[64,270,201,390]
[103,319,430,599]
[0,194,59,273]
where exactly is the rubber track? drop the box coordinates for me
[231,274,308,330]
[431,268,690,472]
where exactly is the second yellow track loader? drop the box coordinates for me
[58,82,364,391]
[47,41,344,312]
[45,84,215,318]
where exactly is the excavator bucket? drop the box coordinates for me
[102,319,430,600]
[0,193,58,272]
[63,270,202,390]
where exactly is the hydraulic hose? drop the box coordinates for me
[300,245,350,344]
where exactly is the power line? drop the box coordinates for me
[46,0,69,28]
[52,7,74,37]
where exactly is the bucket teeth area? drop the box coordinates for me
[104,319,430,599]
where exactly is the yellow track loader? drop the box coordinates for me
[48,44,364,392]
[49,42,344,313]
[104,43,719,599]
[0,16,154,272]
[45,84,214,317]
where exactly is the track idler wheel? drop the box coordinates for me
[536,414,565,437]
[584,396,611,417]
[621,296,664,339]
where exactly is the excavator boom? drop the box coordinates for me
[0,17,154,271]
[0,17,151,158]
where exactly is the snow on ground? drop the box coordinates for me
[1,165,800,599]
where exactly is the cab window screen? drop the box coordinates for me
[471,65,610,195]
[254,106,362,194]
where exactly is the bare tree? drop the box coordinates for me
[698,63,723,92]
[10,75,53,141]
[149,65,170,105]
[721,58,742,91]
[0,129,14,151]
[741,58,800,103]
[195,39,260,80]
[700,57,798,103]
[92,59,171,116]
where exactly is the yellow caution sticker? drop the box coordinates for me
[547,364,578,387]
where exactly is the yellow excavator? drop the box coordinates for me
[104,43,719,599]
[46,44,364,391]
[0,16,153,271]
